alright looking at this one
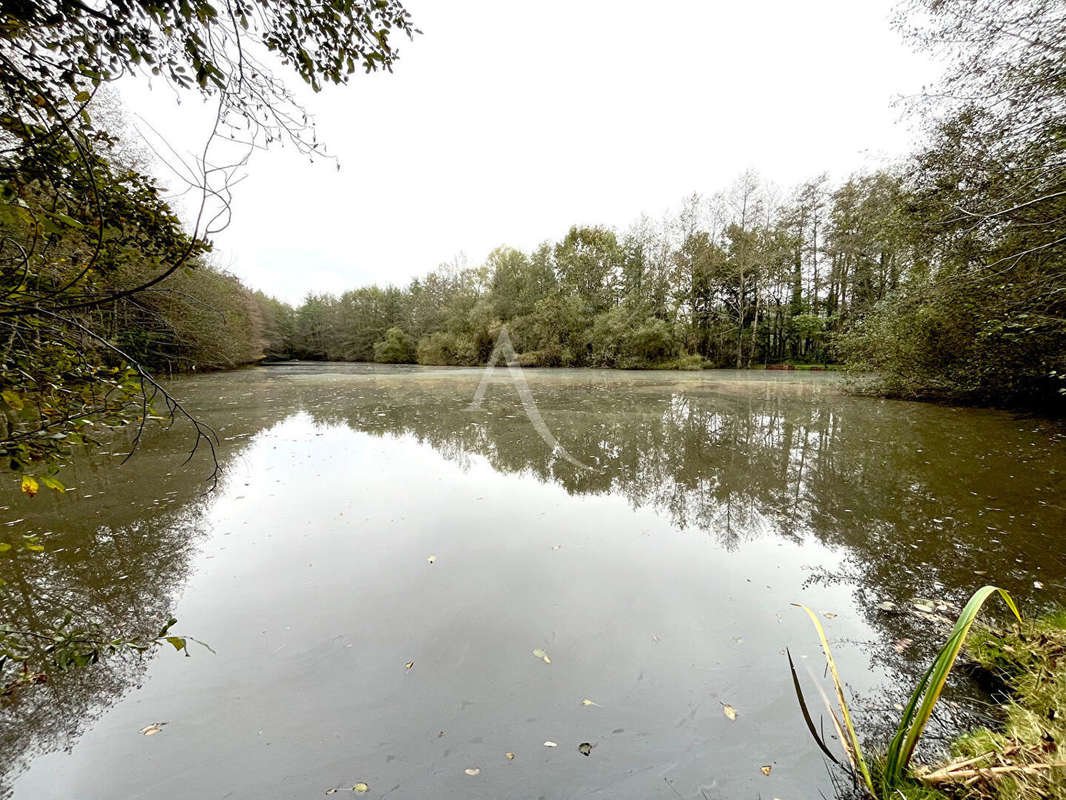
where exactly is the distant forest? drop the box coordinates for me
[255,170,913,372]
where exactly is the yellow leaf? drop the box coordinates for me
[404,660,414,671]
[138,722,166,736]
[543,741,557,747]
[464,768,480,776]
[722,704,737,721]
[760,765,772,776]
[427,555,436,564]
[20,475,38,497]
[581,698,600,707]
[353,783,369,794]
[532,648,551,663]
[505,752,516,760]
[2,390,23,411]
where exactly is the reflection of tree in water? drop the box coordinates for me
[0,417,264,796]
[303,375,1064,604]
[304,373,1066,686]
[300,371,1065,764]
[1,367,1063,790]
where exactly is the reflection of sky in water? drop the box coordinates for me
[3,366,1064,799]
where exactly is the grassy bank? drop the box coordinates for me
[896,612,1066,799]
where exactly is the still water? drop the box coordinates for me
[2,364,1063,799]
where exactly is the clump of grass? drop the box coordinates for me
[909,611,1066,799]
[789,586,1021,799]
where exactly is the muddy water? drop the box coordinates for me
[2,364,1063,799]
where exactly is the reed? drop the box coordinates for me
[789,586,1021,798]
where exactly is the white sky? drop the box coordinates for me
[120,0,938,306]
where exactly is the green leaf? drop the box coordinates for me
[51,211,83,228]
[40,476,65,493]
[164,636,186,652]
[880,585,1021,795]
[157,617,178,637]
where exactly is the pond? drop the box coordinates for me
[2,364,1064,799]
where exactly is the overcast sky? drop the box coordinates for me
[120,0,938,306]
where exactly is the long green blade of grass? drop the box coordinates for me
[786,647,842,766]
[792,603,875,795]
[880,585,1021,795]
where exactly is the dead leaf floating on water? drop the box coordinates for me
[760,765,772,776]
[325,790,337,796]
[138,722,166,736]
[823,612,837,619]
[353,784,369,794]
[581,698,600,707]
[722,704,737,721]
[532,648,551,664]
[505,752,516,760]
[464,768,480,776]
[404,660,414,671]
[578,742,593,757]
[543,741,558,748]
[427,555,436,564]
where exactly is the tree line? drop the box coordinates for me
[259,169,906,372]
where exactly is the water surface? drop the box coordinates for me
[2,364,1063,799]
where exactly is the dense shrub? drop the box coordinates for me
[373,327,416,364]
